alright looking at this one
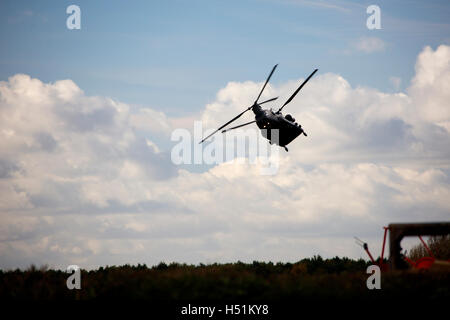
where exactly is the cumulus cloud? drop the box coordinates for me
[0,74,176,211]
[1,45,450,270]
[409,45,450,130]
[129,108,172,134]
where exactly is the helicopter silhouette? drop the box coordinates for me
[199,64,318,151]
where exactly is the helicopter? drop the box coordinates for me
[199,64,318,151]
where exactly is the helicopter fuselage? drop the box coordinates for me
[252,104,305,147]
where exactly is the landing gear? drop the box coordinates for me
[303,131,307,137]
[283,146,288,152]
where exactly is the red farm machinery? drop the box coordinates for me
[355,222,450,271]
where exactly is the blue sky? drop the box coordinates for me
[1,1,450,269]
[1,0,449,116]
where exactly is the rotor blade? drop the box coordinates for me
[354,237,365,247]
[221,120,256,133]
[254,64,278,104]
[258,96,278,105]
[199,107,251,143]
[278,68,318,113]
[199,64,278,144]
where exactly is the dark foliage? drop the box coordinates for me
[0,257,448,303]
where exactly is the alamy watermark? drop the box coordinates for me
[66,5,81,30]
[366,265,381,289]
[66,265,81,290]
[171,121,281,175]
[366,5,381,30]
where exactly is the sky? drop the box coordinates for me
[0,0,450,270]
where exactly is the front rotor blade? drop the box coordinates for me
[199,107,251,143]
[255,64,278,104]
[278,68,318,113]
[258,96,278,105]
[222,120,256,133]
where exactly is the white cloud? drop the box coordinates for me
[1,45,450,270]
[129,108,172,134]
[355,37,386,53]
[409,45,450,130]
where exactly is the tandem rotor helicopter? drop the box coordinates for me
[199,64,318,152]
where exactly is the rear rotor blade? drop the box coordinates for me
[222,120,256,133]
[258,96,278,105]
[278,68,318,113]
[199,64,279,144]
[199,107,252,143]
[255,64,278,104]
